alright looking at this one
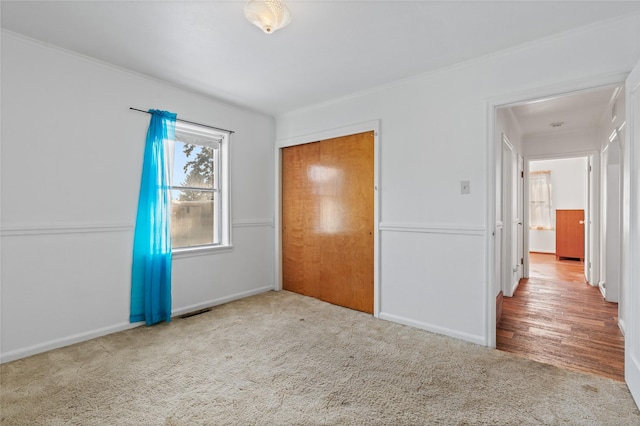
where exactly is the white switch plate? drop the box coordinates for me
[461,180,470,194]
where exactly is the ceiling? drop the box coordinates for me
[1,1,639,116]
[508,86,620,137]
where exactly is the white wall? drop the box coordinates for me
[276,15,640,345]
[0,33,275,362]
[528,157,587,253]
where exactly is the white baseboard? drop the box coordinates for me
[598,281,607,298]
[0,321,143,364]
[378,312,485,346]
[171,285,273,317]
[627,352,640,408]
[619,318,626,336]
[508,278,521,298]
[1,285,274,364]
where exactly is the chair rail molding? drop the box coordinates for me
[0,223,134,237]
[379,222,485,236]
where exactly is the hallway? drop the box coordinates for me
[497,253,624,381]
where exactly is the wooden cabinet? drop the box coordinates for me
[555,209,584,261]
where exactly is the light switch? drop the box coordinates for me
[461,180,470,194]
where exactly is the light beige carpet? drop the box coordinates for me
[1,290,639,425]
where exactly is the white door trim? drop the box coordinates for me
[524,154,594,280]
[623,60,640,407]
[486,72,627,347]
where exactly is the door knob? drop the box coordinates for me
[579,220,585,224]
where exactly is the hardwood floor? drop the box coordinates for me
[497,253,624,381]
[528,252,585,283]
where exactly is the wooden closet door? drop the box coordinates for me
[282,142,322,299]
[282,132,374,313]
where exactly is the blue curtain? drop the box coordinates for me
[130,110,176,325]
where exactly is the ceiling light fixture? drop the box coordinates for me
[244,0,292,34]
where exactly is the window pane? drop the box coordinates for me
[171,190,216,247]
[172,142,214,189]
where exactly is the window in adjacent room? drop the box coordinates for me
[529,170,553,230]
[169,122,230,251]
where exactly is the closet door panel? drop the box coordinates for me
[282,132,374,313]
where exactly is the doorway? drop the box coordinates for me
[492,83,625,380]
[281,131,375,313]
[528,157,588,283]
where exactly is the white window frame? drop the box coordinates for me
[171,121,231,256]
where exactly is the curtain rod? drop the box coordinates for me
[129,107,235,134]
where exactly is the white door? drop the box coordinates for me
[509,148,519,292]
[516,155,524,283]
[605,146,621,302]
[501,138,510,296]
[586,155,595,285]
[502,135,519,296]
[495,135,504,301]
[624,59,640,407]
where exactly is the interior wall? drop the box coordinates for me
[276,15,640,345]
[0,33,275,362]
[622,60,640,400]
[528,157,587,253]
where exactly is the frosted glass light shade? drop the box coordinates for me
[244,0,292,34]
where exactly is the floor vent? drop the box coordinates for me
[178,308,212,319]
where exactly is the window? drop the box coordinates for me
[169,122,230,251]
[529,170,552,230]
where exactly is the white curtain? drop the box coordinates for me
[530,170,552,229]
